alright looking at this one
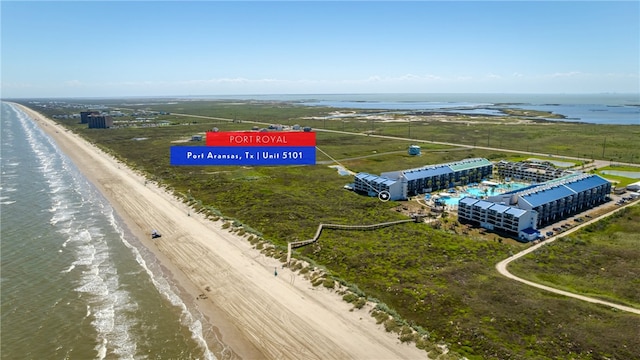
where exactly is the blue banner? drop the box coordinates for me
[170,146,316,166]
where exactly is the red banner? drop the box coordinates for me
[206,131,316,147]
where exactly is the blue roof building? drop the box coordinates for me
[487,173,611,228]
[457,197,538,241]
[458,173,610,240]
[377,158,493,199]
[353,173,405,200]
[354,158,493,200]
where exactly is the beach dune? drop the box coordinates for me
[19,104,427,360]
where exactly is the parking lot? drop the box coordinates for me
[537,192,639,238]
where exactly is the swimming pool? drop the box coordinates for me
[438,182,528,206]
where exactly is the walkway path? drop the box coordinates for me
[495,202,640,315]
[287,219,417,265]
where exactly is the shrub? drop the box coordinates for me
[400,325,413,335]
[323,278,335,289]
[371,310,389,324]
[415,337,431,350]
[399,332,417,343]
[354,297,367,309]
[384,318,400,333]
[343,293,358,303]
[428,348,442,358]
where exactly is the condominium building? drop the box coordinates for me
[353,173,405,200]
[80,111,100,124]
[488,173,611,227]
[87,114,114,129]
[458,173,611,240]
[354,158,493,200]
[495,160,572,183]
[458,198,538,241]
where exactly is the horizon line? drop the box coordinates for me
[3,92,640,101]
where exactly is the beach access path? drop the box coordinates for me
[18,104,428,360]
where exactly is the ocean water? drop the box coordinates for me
[0,102,220,359]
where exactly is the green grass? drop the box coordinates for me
[510,205,640,308]
[21,99,640,360]
[592,165,640,187]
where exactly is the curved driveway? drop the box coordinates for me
[495,203,640,315]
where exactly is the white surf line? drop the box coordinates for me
[495,202,640,315]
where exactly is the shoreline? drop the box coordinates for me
[16,103,428,360]
[15,103,258,359]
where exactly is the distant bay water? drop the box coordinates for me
[0,102,219,359]
[191,93,640,125]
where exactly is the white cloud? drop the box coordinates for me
[64,80,83,87]
[546,71,582,78]
[4,69,638,97]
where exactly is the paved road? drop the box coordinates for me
[495,202,640,315]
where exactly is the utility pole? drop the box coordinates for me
[602,137,606,158]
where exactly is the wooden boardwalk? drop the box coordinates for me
[286,218,418,265]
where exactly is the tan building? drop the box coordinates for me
[496,160,572,183]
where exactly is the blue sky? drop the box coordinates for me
[1,1,638,98]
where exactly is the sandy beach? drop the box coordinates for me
[18,104,427,360]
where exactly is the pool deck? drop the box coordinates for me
[425,182,529,207]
